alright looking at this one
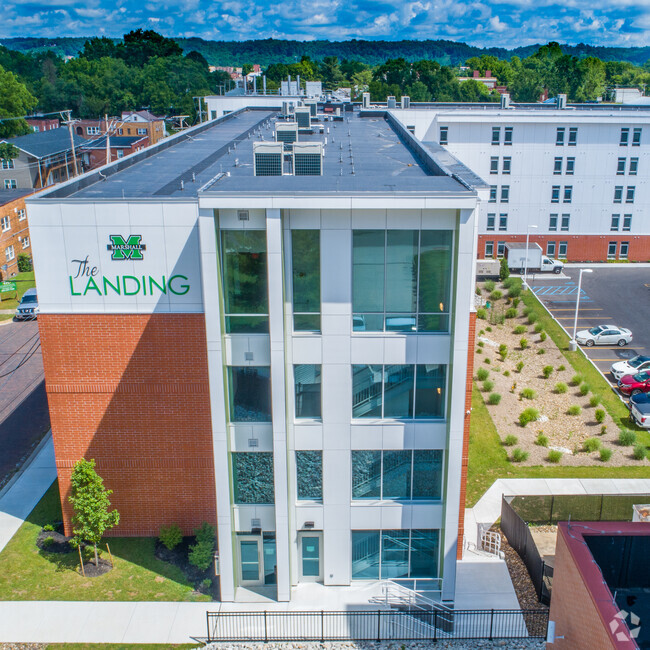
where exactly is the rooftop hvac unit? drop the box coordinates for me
[276,122,298,150]
[500,93,511,109]
[557,94,567,109]
[305,100,317,117]
[387,96,397,108]
[305,81,322,98]
[294,106,311,130]
[253,141,283,176]
[293,142,323,176]
[362,92,370,109]
[401,95,410,109]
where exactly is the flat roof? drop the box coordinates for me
[33,108,481,201]
[0,188,35,206]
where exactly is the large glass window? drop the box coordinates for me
[221,230,268,333]
[294,364,321,418]
[233,452,274,503]
[292,230,320,331]
[228,366,271,422]
[296,451,322,500]
[352,365,446,420]
[351,529,439,580]
[351,449,443,500]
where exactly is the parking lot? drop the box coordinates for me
[530,266,650,384]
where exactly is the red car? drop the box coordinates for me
[618,371,650,396]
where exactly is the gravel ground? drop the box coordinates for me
[206,642,544,649]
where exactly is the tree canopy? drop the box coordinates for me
[0,64,37,137]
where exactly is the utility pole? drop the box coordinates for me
[193,97,204,123]
[105,114,110,166]
[61,110,80,177]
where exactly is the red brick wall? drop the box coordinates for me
[457,311,477,559]
[39,313,217,537]
[479,234,650,263]
[547,528,616,650]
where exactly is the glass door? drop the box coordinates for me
[298,532,323,582]
[239,537,263,586]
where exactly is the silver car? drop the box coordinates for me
[575,324,632,347]
[15,288,39,320]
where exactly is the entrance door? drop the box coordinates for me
[239,537,263,586]
[298,532,323,582]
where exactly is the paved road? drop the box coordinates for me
[0,320,50,490]
[530,267,650,382]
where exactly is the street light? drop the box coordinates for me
[570,268,593,351]
[523,224,538,289]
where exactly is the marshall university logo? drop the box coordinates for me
[107,235,146,260]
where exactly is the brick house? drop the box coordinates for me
[80,135,149,170]
[0,189,34,278]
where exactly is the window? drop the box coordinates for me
[352,450,443,501]
[292,230,320,331]
[566,157,575,175]
[563,186,572,203]
[626,186,635,203]
[232,452,274,504]
[137,128,147,135]
[502,157,511,174]
[546,241,556,257]
[499,214,508,231]
[611,214,620,231]
[549,214,558,231]
[4,245,14,262]
[623,214,632,232]
[556,128,565,145]
[351,529,439,580]
[221,230,268,333]
[607,242,617,260]
[489,186,497,203]
[1,159,14,170]
[553,157,562,175]
[620,128,629,146]
[227,366,271,422]
[86,126,100,135]
[439,126,448,145]
[17,209,26,221]
[492,127,500,145]
[485,241,494,257]
[500,185,510,203]
[620,241,629,259]
[632,128,641,146]
[568,127,577,146]
[118,128,123,135]
[497,241,506,258]
[551,186,560,203]
[630,158,638,175]
[561,214,570,231]
[490,157,498,174]
[116,149,124,159]
[4,180,17,189]
[558,241,568,258]
[504,126,513,145]
[617,158,626,175]
[352,230,453,333]
[352,364,446,420]
[294,364,321,419]
[0,216,9,232]
[614,186,623,203]
[487,214,495,231]
[296,451,322,500]
[22,236,29,249]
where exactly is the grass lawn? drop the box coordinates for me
[0,270,36,310]
[0,480,210,602]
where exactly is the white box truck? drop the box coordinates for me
[476,243,564,278]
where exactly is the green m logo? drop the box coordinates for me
[107,235,146,260]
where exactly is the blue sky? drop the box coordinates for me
[2,0,649,48]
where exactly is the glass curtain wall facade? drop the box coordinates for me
[292,230,320,331]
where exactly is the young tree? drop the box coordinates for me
[500,257,510,281]
[69,458,120,567]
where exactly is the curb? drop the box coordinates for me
[0,430,53,501]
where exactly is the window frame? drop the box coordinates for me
[549,214,558,232]
[610,214,620,231]
[626,186,635,203]
[485,241,494,258]
[546,241,556,257]
[486,214,496,231]
[620,128,629,146]
[629,158,638,175]
[504,126,513,145]
[568,127,578,146]
[558,241,568,258]
[439,126,448,145]
[617,158,626,175]
[491,126,500,145]
[502,157,511,175]
[622,214,632,232]
[551,186,560,203]
[489,156,498,174]
[632,128,641,146]
[553,157,562,175]
[560,214,570,232]
[500,185,510,203]
[566,157,575,175]
[614,186,623,203]
[563,186,572,203]
[0,216,9,232]
[498,214,508,231]
[556,127,565,146]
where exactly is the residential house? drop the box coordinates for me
[80,135,149,170]
[25,118,59,133]
[120,110,166,144]
[0,189,33,278]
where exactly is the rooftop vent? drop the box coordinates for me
[557,94,567,109]
[362,92,370,109]
[253,142,283,176]
[500,93,511,109]
[387,96,397,109]
[401,95,410,109]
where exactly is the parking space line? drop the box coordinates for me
[549,308,602,311]
[555,316,611,320]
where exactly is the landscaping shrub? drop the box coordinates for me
[618,429,637,446]
[523,307,534,316]
[554,382,568,394]
[511,448,529,462]
[189,522,216,571]
[499,257,510,281]
[477,340,485,348]
[633,444,647,460]
[557,365,566,372]
[17,253,32,272]
[512,297,520,308]
[534,323,543,333]
[542,365,553,378]
[520,337,529,349]
[42,536,54,549]
[527,313,537,325]
[201,578,212,591]
[482,380,494,392]
[540,332,547,342]
[505,307,518,319]
[568,405,582,416]
[589,395,601,408]
[475,285,481,296]
[513,325,527,334]
[488,393,502,405]
[486,326,492,332]
[520,388,537,400]
[579,383,590,396]
[43,524,55,532]
[194,522,216,546]
[489,290,503,301]
[484,358,491,364]
[508,286,521,298]
[159,524,183,551]
[595,409,606,424]
[504,434,518,446]
[519,407,539,427]
[477,308,487,320]
[479,329,485,336]
[485,280,496,292]
[537,349,546,355]
[503,370,511,377]
[600,447,613,462]
[535,433,549,447]
[547,450,562,463]
[477,368,489,381]
[516,361,524,373]
[583,438,601,453]
[571,374,584,386]
[600,425,607,436]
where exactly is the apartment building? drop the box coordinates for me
[390,100,650,262]
[28,105,483,604]
[0,189,33,277]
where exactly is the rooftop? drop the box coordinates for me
[82,135,147,149]
[34,108,483,201]
[0,188,35,206]
[2,127,86,159]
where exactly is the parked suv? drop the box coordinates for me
[15,288,39,320]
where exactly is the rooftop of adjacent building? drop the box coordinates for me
[1,127,86,159]
[81,135,148,150]
[0,188,35,206]
[32,107,484,201]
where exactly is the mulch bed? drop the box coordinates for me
[81,557,112,577]
[36,528,73,554]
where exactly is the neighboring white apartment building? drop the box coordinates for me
[28,105,484,604]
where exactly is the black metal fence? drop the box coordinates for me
[206,608,549,643]
[501,496,553,605]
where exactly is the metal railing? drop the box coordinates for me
[205,608,549,642]
[380,578,446,611]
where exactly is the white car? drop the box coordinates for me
[611,355,650,381]
[575,325,632,347]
